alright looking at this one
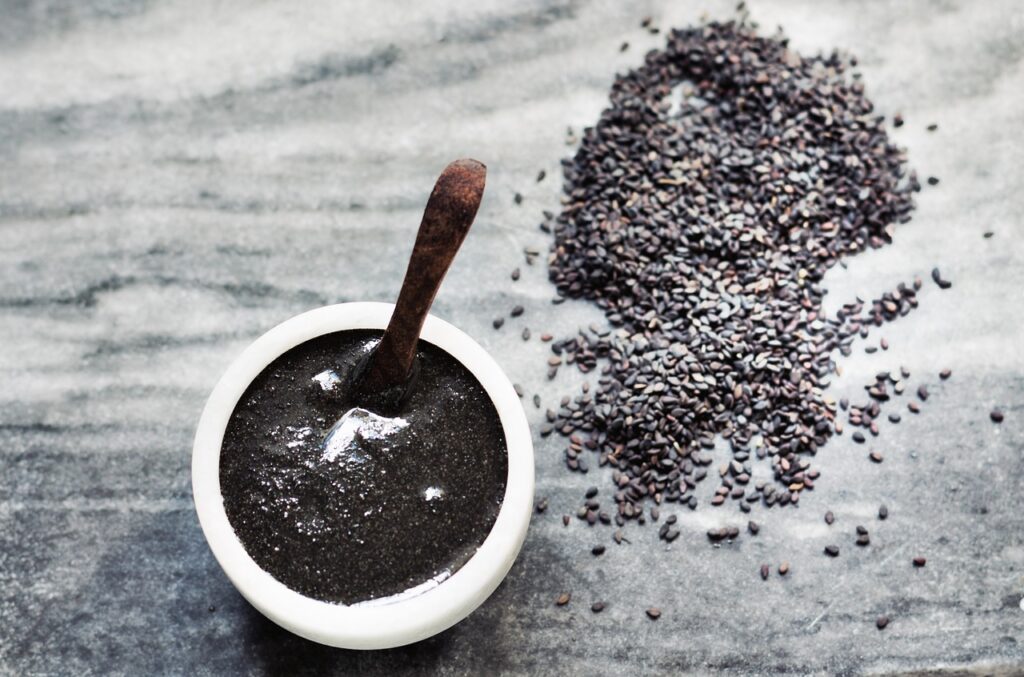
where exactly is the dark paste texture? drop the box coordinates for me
[220,330,507,604]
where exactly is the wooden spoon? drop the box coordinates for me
[356,158,487,407]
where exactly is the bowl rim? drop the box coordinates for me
[191,301,534,649]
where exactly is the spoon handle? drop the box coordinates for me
[360,159,487,397]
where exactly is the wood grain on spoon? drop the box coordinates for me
[359,158,487,401]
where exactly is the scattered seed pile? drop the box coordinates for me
[546,21,922,520]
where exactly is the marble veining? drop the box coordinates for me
[1,0,1023,674]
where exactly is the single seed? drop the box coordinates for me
[510,305,524,318]
[645,607,661,620]
[878,504,889,520]
[522,328,531,341]
[778,562,790,576]
[536,170,546,183]
[513,383,524,398]
[492,317,504,329]
[535,498,548,513]
[760,564,770,580]
[513,192,523,205]
[990,409,1004,423]
[824,545,840,557]
[939,368,951,380]
[748,520,760,535]
[592,545,606,556]
[824,511,835,525]
[591,601,605,613]
[912,556,926,567]
[556,593,570,606]
[511,268,521,281]
[931,267,952,289]
[869,451,884,464]
[876,615,890,629]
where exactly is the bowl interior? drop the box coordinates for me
[192,302,534,649]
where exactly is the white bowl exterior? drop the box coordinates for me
[191,302,534,649]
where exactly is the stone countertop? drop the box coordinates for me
[1,0,1022,674]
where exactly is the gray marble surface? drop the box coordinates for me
[2,0,1023,674]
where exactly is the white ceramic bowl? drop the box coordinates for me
[192,302,534,649]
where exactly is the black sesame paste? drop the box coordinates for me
[220,330,507,605]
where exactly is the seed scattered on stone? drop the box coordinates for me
[537,170,546,183]
[513,383,524,398]
[878,504,889,520]
[869,451,884,464]
[917,385,929,401]
[585,486,598,499]
[990,409,1004,423]
[908,401,921,414]
[760,564,770,580]
[591,601,605,613]
[926,176,939,186]
[533,394,541,408]
[543,20,921,518]
[824,545,840,557]
[983,231,994,238]
[562,514,570,526]
[556,592,571,606]
[619,41,629,52]
[893,113,904,127]
[876,615,890,629]
[510,305,524,318]
[912,556,927,567]
[535,498,548,513]
[856,534,871,547]
[825,511,835,525]
[522,328,531,341]
[748,520,760,535]
[939,368,951,380]
[592,545,606,556]
[778,562,790,576]
[513,192,523,205]
[511,268,521,281]
[927,123,938,131]
[646,607,661,620]
[540,333,553,342]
